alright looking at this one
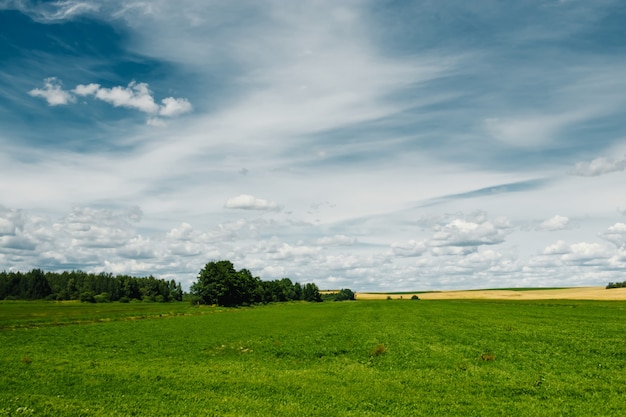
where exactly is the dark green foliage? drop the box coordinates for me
[191,260,258,306]
[0,269,183,302]
[79,291,96,303]
[606,281,626,289]
[411,294,420,300]
[190,260,322,306]
[321,288,355,301]
[302,283,322,302]
[334,288,355,301]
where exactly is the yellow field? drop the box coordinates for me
[356,286,626,301]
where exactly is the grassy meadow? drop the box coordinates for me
[2,299,626,416]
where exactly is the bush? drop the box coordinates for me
[411,295,420,300]
[118,296,130,303]
[334,288,355,301]
[79,292,96,303]
[94,292,111,303]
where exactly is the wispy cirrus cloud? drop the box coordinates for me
[572,156,626,177]
[0,0,101,22]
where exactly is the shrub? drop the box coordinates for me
[79,292,96,303]
[118,296,130,303]
[370,344,387,357]
[94,292,111,303]
[334,288,355,301]
[411,295,420,300]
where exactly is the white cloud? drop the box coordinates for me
[73,83,101,96]
[0,235,37,251]
[542,240,611,265]
[431,216,512,247]
[573,156,626,176]
[543,240,570,255]
[563,242,609,263]
[30,78,192,121]
[116,235,158,259]
[14,0,100,22]
[600,222,626,248]
[539,215,570,231]
[28,77,75,106]
[431,246,477,256]
[391,239,427,257]
[483,109,592,148]
[159,97,193,117]
[316,235,357,246]
[146,117,167,127]
[93,81,159,113]
[270,243,321,260]
[225,195,280,211]
[0,217,16,236]
[166,223,195,241]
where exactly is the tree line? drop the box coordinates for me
[190,260,355,306]
[606,281,626,289]
[0,269,183,302]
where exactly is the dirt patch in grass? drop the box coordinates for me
[356,287,626,300]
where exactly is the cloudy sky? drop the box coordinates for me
[1,0,626,291]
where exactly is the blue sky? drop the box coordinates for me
[1,0,626,291]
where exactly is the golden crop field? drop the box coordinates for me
[356,286,626,300]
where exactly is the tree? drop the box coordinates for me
[334,288,355,301]
[190,260,325,306]
[302,283,322,302]
[21,269,52,300]
[191,260,250,306]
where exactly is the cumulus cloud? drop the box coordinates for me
[159,97,193,117]
[563,242,609,263]
[28,77,76,106]
[573,156,626,176]
[225,195,280,211]
[543,240,570,255]
[431,246,477,256]
[543,240,611,265]
[0,217,16,236]
[30,78,192,121]
[316,235,357,246]
[73,83,100,96]
[91,81,159,113]
[270,243,321,260]
[116,235,158,259]
[600,222,626,248]
[166,222,195,241]
[539,215,570,231]
[391,239,427,257]
[431,216,512,247]
[0,235,37,251]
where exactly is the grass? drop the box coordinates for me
[1,299,626,416]
[0,300,206,329]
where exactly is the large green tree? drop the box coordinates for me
[191,260,260,306]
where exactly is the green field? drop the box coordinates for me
[2,300,626,416]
